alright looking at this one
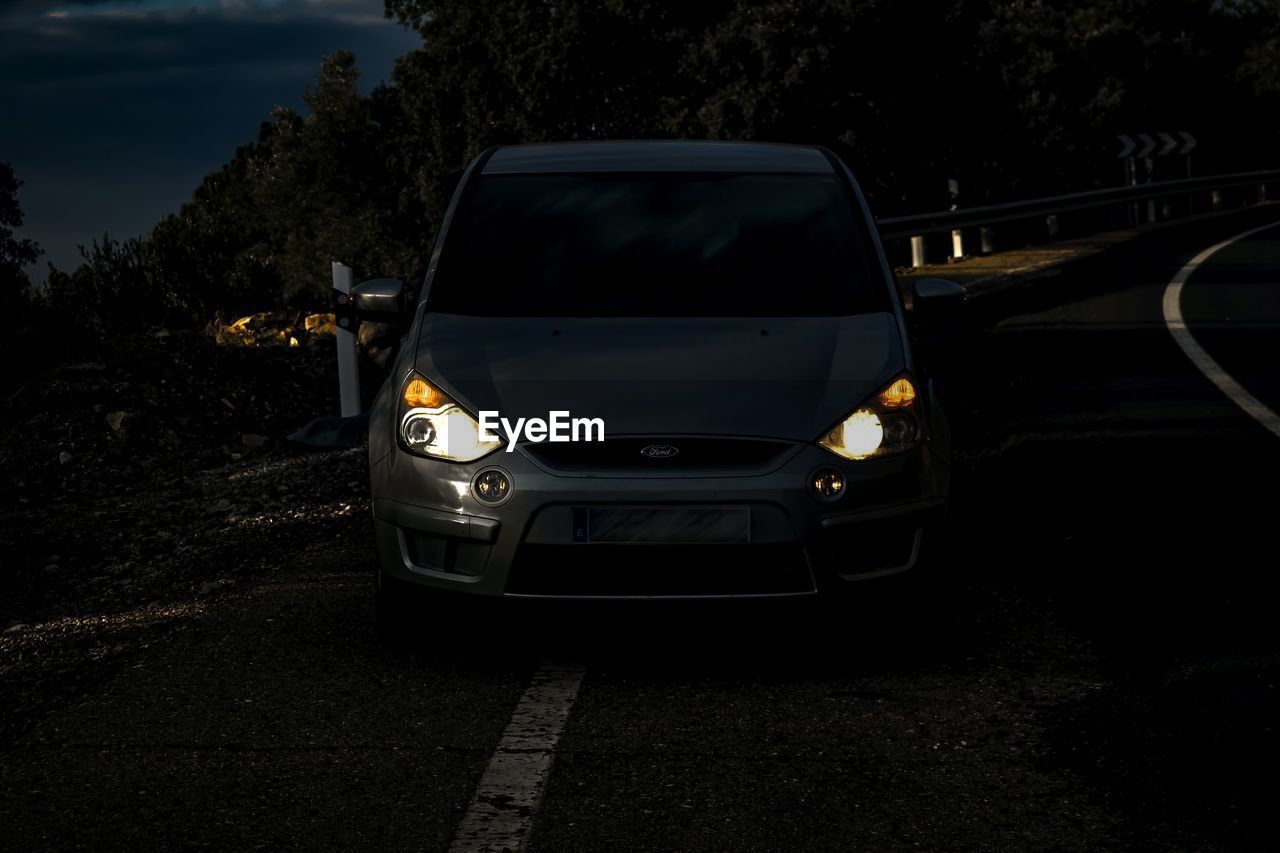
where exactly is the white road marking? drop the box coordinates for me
[1162,221,1280,440]
[448,662,586,853]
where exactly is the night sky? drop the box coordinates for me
[0,0,419,279]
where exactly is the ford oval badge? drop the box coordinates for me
[640,444,680,459]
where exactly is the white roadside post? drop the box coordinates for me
[947,178,963,259]
[332,261,362,418]
[910,235,926,269]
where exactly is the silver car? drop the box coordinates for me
[361,141,956,623]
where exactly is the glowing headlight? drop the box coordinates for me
[398,373,499,462]
[819,376,921,461]
[822,409,883,459]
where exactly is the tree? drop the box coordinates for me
[251,50,424,304]
[1,162,42,311]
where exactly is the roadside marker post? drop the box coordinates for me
[910,235,926,268]
[283,262,369,447]
[947,178,964,260]
[332,261,362,418]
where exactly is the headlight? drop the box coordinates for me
[818,376,921,461]
[397,372,500,462]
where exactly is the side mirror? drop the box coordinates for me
[910,277,966,314]
[352,278,404,321]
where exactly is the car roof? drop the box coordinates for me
[482,140,834,175]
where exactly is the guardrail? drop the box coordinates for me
[878,169,1280,268]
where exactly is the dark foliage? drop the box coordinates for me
[1,161,42,313]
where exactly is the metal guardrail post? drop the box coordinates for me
[951,229,964,260]
[980,227,995,254]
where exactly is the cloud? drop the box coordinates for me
[0,0,418,277]
[3,0,388,23]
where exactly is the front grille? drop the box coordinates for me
[506,543,815,597]
[523,436,794,472]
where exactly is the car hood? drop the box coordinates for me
[413,313,904,441]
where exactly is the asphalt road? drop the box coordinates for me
[4,212,1280,851]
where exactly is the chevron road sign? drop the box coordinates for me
[1117,132,1198,158]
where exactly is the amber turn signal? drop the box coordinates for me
[877,378,916,408]
[403,377,446,410]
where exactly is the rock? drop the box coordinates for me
[216,313,264,346]
[215,312,294,347]
[105,411,132,439]
[3,623,27,635]
[241,433,270,448]
[58,451,73,465]
[208,498,232,513]
[63,362,106,373]
[304,313,337,336]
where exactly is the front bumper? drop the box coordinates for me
[370,441,948,599]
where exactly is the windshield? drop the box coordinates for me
[428,172,885,317]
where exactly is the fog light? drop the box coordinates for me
[473,469,512,504]
[811,468,844,498]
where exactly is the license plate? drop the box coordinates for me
[572,507,750,544]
